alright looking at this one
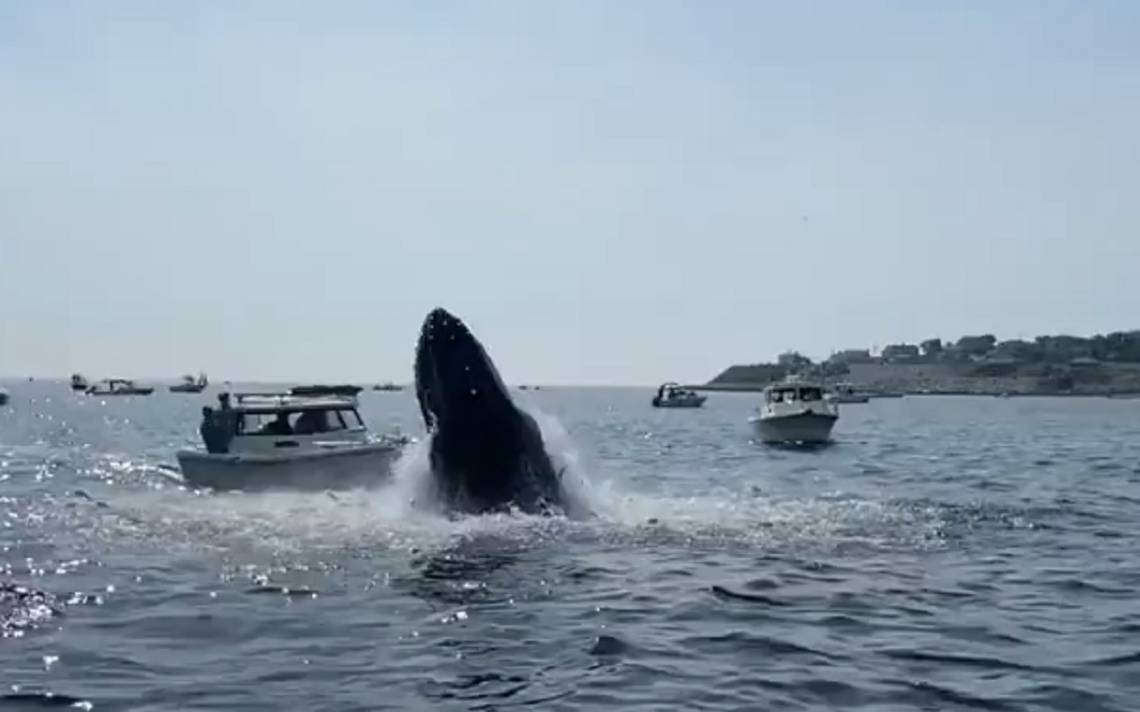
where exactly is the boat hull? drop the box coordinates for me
[169,385,205,393]
[652,396,706,408]
[175,441,402,492]
[86,388,154,396]
[750,412,837,445]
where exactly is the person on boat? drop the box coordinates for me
[214,392,238,436]
[293,409,328,435]
[261,412,293,435]
[200,406,229,454]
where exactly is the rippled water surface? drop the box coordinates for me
[2,381,1139,710]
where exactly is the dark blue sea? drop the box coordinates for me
[2,381,1139,710]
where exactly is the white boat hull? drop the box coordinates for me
[750,412,837,445]
[175,441,402,492]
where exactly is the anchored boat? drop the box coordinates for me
[86,379,155,396]
[70,374,89,392]
[170,373,208,393]
[828,382,870,404]
[652,382,707,408]
[749,379,838,445]
[175,388,407,492]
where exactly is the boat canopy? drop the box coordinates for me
[231,392,359,414]
[290,384,362,397]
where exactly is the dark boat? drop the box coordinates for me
[70,374,89,391]
[170,373,208,393]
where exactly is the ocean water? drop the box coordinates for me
[1,381,1139,711]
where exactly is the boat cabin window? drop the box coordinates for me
[238,408,363,436]
[767,386,824,403]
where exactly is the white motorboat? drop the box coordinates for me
[828,382,869,404]
[86,378,155,396]
[749,380,839,445]
[175,387,408,492]
[652,382,707,408]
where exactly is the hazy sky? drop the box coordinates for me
[2,1,1138,385]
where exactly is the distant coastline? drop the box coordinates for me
[701,330,1140,396]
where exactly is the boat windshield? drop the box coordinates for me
[237,408,364,436]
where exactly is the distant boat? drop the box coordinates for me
[0,388,9,406]
[170,373,208,393]
[86,379,154,396]
[652,382,707,408]
[827,383,870,404]
[372,382,404,392]
[70,374,89,391]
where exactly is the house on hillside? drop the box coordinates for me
[882,344,920,362]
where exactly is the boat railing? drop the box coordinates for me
[232,392,359,408]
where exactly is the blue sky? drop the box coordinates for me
[2,1,1138,384]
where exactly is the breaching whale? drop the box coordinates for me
[414,307,567,515]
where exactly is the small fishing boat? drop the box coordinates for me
[176,388,407,492]
[749,379,838,445]
[86,379,155,396]
[170,373,208,393]
[652,382,707,408]
[828,383,870,404]
[372,382,404,392]
[70,374,89,392]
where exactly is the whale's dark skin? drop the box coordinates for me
[414,307,567,515]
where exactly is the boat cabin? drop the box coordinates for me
[200,391,371,454]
